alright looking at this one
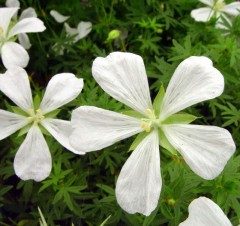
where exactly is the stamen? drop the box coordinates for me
[141,121,151,132]
[27,109,45,124]
[215,0,225,10]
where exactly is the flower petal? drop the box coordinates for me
[5,0,20,7]
[191,7,214,22]
[70,106,143,153]
[8,17,46,38]
[64,22,78,36]
[179,197,232,226]
[18,33,31,49]
[116,130,161,216]
[222,2,240,16]
[40,73,83,114]
[92,52,153,116]
[0,109,28,140]
[41,118,85,155]
[76,21,92,41]
[1,41,29,69]
[199,0,214,7]
[0,8,19,36]
[0,66,33,112]
[160,56,224,121]
[162,124,235,180]
[19,7,37,20]
[14,126,52,181]
[50,10,70,23]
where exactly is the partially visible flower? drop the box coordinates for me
[50,10,69,23]
[64,21,92,43]
[191,0,240,27]
[179,197,232,226]
[70,52,235,216]
[50,9,92,55]
[0,7,45,68]
[6,0,38,50]
[0,67,84,181]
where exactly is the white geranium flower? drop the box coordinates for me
[6,0,38,50]
[180,197,232,226]
[50,9,92,55]
[0,7,45,69]
[70,52,235,216]
[191,0,240,27]
[50,10,70,23]
[0,67,84,181]
[64,21,92,43]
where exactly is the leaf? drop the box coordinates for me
[153,84,165,116]
[129,132,149,151]
[100,215,112,226]
[33,95,41,110]
[18,123,31,137]
[143,206,158,226]
[162,113,197,124]
[52,190,64,204]
[96,184,115,195]
[121,110,144,118]
[44,109,61,119]
[64,190,74,210]
[11,106,28,116]
[38,207,48,226]
[158,128,177,155]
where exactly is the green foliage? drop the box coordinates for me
[0,0,240,225]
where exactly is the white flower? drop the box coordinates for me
[179,197,232,226]
[64,21,92,43]
[6,0,38,50]
[0,7,45,68]
[50,10,69,23]
[70,52,235,216]
[191,0,240,27]
[50,10,92,55]
[0,67,84,181]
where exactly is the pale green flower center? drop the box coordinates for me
[214,0,225,11]
[141,108,160,132]
[28,109,45,125]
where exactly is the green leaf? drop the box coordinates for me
[100,215,112,226]
[153,85,165,116]
[38,207,48,226]
[158,128,177,155]
[33,95,41,110]
[64,190,74,210]
[38,124,51,136]
[52,189,64,204]
[162,113,197,124]
[96,184,115,195]
[143,206,158,226]
[121,110,145,118]
[11,106,28,117]
[44,109,61,118]
[18,123,31,137]
[129,132,149,151]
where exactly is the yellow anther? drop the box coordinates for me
[146,108,152,115]
[27,108,45,124]
[141,121,151,132]
[215,0,225,10]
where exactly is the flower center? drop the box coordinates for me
[28,109,45,125]
[141,108,160,132]
[214,0,225,11]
